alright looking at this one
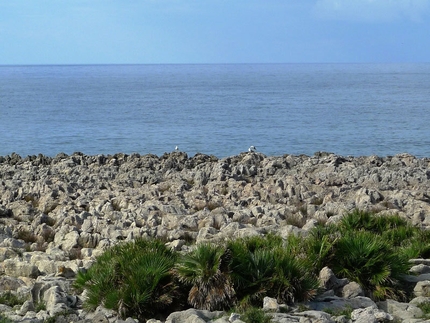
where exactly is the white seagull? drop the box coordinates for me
[248,146,257,152]
[175,146,179,151]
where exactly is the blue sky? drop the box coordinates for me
[1,0,429,65]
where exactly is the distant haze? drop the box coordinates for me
[1,0,429,65]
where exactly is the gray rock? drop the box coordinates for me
[268,312,302,323]
[0,275,27,291]
[2,259,40,278]
[308,296,377,312]
[378,299,424,322]
[43,286,68,314]
[350,306,393,323]
[17,300,35,316]
[318,267,349,291]
[0,247,18,261]
[410,264,430,275]
[166,308,224,323]
[229,312,241,322]
[31,276,72,305]
[210,317,230,323]
[409,296,430,306]
[263,296,280,311]
[294,310,334,323]
[1,237,27,249]
[410,259,430,266]
[340,282,364,299]
[60,231,80,252]
[415,280,430,297]
[90,312,109,323]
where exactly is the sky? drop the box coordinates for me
[0,0,429,65]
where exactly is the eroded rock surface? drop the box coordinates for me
[1,151,430,322]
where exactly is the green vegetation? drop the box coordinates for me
[0,316,14,323]
[417,302,430,318]
[304,209,426,300]
[35,300,46,312]
[323,305,353,319]
[175,243,235,311]
[74,238,180,321]
[227,234,318,308]
[329,230,409,300]
[400,229,430,259]
[0,291,26,307]
[74,210,430,321]
[239,306,273,323]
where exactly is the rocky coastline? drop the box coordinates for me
[1,151,430,323]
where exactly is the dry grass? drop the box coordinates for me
[16,228,38,243]
[285,214,306,228]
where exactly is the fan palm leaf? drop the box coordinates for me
[175,243,235,310]
[73,238,179,320]
[330,231,409,300]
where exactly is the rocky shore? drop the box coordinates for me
[1,151,430,322]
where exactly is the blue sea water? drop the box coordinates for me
[1,63,430,159]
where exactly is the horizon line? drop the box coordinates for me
[1,61,430,67]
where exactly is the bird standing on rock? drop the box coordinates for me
[248,146,257,152]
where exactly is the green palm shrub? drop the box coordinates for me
[399,229,430,259]
[372,213,409,232]
[328,230,409,300]
[300,211,417,301]
[339,209,410,237]
[174,243,235,311]
[270,248,318,303]
[303,224,339,273]
[74,238,179,321]
[227,235,318,306]
[381,224,417,247]
[339,209,373,232]
[229,244,276,306]
[236,233,284,252]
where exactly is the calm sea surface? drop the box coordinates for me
[1,64,430,158]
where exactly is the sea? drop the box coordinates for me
[1,63,430,159]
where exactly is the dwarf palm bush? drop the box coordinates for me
[74,238,179,321]
[372,213,409,232]
[381,224,417,247]
[399,229,430,259]
[328,231,409,300]
[229,244,276,306]
[339,209,373,232]
[303,224,339,273]
[227,235,318,306]
[339,209,410,236]
[270,249,318,303]
[174,243,235,311]
[300,210,417,300]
